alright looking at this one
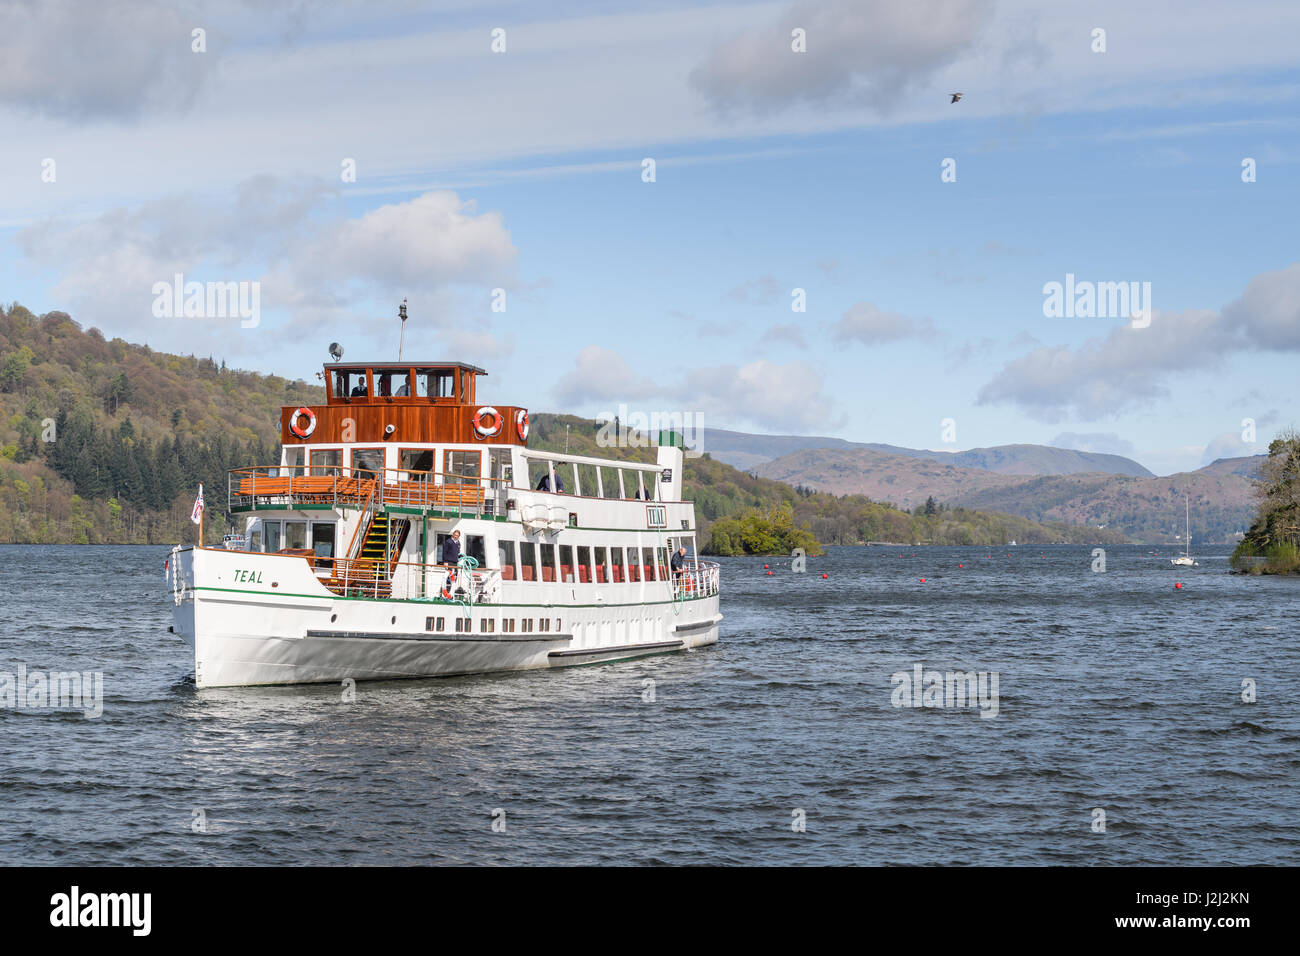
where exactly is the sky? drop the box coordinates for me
[1,0,1297,476]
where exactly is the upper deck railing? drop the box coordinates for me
[228,462,682,516]
[228,465,509,517]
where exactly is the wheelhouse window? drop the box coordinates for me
[311,449,342,477]
[334,368,369,398]
[351,447,385,479]
[265,520,282,552]
[375,369,410,398]
[415,368,455,398]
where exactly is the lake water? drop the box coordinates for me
[1,543,1296,865]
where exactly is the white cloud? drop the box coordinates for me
[833,301,934,344]
[978,261,1300,421]
[690,0,996,114]
[551,347,837,433]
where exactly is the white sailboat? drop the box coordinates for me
[1171,494,1197,567]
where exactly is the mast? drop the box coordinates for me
[1185,494,1190,557]
[397,298,408,361]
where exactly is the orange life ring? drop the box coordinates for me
[516,409,529,442]
[289,407,317,439]
[473,406,503,438]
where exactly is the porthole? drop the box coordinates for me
[391,615,397,625]
[331,613,337,623]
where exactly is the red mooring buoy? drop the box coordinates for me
[1175,582,1183,590]
[821,573,828,579]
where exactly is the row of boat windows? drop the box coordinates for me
[281,446,660,499]
[490,540,688,584]
[427,616,561,633]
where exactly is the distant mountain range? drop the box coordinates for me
[750,446,1265,544]
[703,428,1155,477]
[696,427,1265,543]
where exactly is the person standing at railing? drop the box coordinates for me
[671,546,688,584]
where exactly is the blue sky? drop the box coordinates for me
[1,0,1297,475]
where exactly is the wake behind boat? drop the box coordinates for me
[166,342,721,688]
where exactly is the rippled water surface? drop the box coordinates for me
[1,543,1297,865]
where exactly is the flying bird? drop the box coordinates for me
[950,93,963,104]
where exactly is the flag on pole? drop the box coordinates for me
[191,483,205,525]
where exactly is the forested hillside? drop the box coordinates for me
[0,303,319,543]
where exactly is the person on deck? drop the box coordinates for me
[442,529,462,566]
[536,469,565,493]
[670,546,689,579]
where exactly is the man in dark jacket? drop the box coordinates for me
[670,546,688,577]
[442,529,462,565]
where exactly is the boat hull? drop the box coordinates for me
[169,546,720,688]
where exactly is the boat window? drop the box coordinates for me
[311,449,341,477]
[593,546,607,584]
[311,522,336,560]
[399,448,435,480]
[283,521,307,551]
[657,547,668,579]
[489,448,513,486]
[609,546,624,583]
[577,546,592,583]
[498,540,517,580]
[247,525,263,552]
[335,368,368,398]
[375,369,410,398]
[539,543,556,582]
[626,547,641,582]
[445,450,481,485]
[466,534,486,567]
[282,447,304,477]
[559,545,574,583]
[642,547,656,581]
[265,521,282,552]
[519,541,537,582]
[415,368,455,398]
[351,447,385,479]
[480,618,494,633]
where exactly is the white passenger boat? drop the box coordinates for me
[167,358,720,688]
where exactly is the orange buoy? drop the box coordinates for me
[821,573,828,579]
[920,577,927,583]
[1174,582,1183,589]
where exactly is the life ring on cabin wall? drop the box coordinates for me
[289,407,317,439]
[516,409,529,442]
[473,406,503,438]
